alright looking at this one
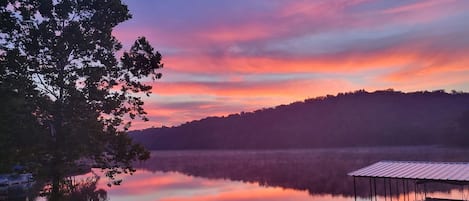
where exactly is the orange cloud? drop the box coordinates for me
[165,51,411,74]
[151,79,355,98]
[129,78,358,128]
[115,0,469,128]
[170,50,461,80]
[131,41,469,128]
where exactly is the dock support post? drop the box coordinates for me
[461,184,464,201]
[424,183,427,199]
[402,179,406,201]
[384,178,387,201]
[354,177,357,201]
[374,178,377,201]
[406,180,409,201]
[396,179,399,200]
[390,179,393,201]
[402,179,409,201]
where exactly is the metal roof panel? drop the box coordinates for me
[348,161,469,182]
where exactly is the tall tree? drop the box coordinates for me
[0,0,162,197]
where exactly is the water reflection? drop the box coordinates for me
[86,169,465,201]
[134,147,469,199]
[98,170,350,201]
[3,147,469,200]
[1,172,107,201]
[40,173,108,201]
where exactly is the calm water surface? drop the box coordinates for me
[99,170,351,201]
[34,147,469,200]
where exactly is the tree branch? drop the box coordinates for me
[35,73,58,99]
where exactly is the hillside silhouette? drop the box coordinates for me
[130,89,469,149]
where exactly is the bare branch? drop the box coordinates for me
[34,73,58,99]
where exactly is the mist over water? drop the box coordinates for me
[96,147,469,200]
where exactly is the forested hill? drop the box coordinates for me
[130,90,469,150]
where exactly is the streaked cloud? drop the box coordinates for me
[116,0,469,129]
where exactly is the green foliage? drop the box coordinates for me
[0,0,161,187]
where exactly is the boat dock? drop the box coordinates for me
[348,161,469,201]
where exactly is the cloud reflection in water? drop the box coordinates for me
[97,170,349,201]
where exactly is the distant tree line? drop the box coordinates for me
[131,90,469,149]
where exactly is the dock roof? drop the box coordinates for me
[348,161,469,182]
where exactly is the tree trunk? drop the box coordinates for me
[50,58,67,199]
[50,173,61,201]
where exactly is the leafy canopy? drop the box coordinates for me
[0,0,162,185]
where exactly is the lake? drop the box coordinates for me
[30,147,469,200]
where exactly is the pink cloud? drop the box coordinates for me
[115,0,469,128]
[127,78,358,128]
[151,79,355,98]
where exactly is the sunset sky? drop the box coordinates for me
[114,0,469,129]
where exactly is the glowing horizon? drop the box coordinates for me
[115,0,469,129]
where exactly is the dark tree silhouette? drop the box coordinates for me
[0,0,162,198]
[131,90,469,150]
[40,173,108,201]
[454,110,469,146]
[0,88,47,173]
